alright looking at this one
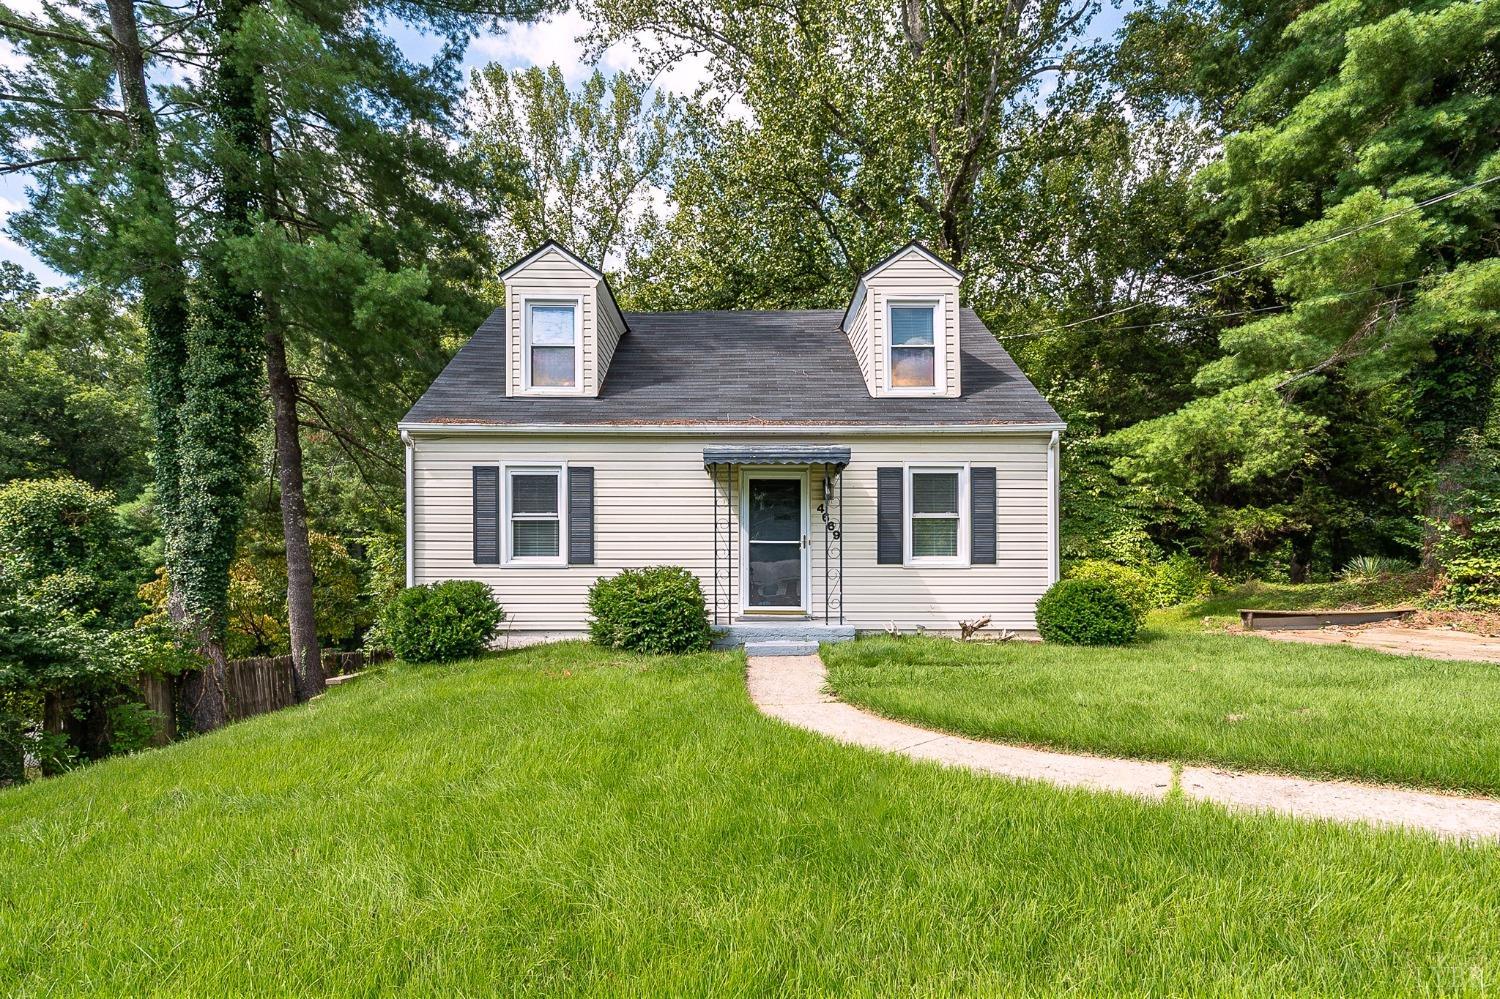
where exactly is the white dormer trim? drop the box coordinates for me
[883,296,948,395]
[519,294,585,395]
[842,242,962,332]
[499,240,605,283]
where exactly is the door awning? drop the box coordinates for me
[703,444,851,468]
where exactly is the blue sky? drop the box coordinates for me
[1,2,1132,287]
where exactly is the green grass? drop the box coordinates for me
[825,604,1500,794]
[4,642,1500,995]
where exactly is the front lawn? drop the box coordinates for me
[4,642,1500,995]
[824,619,1500,795]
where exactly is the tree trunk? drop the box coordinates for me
[172,0,266,732]
[179,627,231,730]
[265,316,324,700]
[1288,532,1314,584]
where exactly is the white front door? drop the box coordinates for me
[742,471,808,613]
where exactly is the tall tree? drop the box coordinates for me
[581,0,1101,275]
[5,0,538,721]
[201,0,534,698]
[0,1,236,726]
[1107,0,1500,575]
[469,63,679,272]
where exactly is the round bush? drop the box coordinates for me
[588,566,713,654]
[1065,559,1153,623]
[1035,578,1140,646]
[383,581,504,663]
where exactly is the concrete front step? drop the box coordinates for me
[713,621,856,651]
[744,641,820,656]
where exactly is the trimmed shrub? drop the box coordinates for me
[1065,560,1153,622]
[588,566,713,654]
[383,581,504,663]
[1035,578,1140,646]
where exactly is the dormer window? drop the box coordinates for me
[524,299,581,391]
[888,301,943,392]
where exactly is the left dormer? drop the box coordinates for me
[499,241,628,397]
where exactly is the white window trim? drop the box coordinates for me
[520,295,584,395]
[884,296,946,395]
[903,463,969,567]
[502,462,569,567]
[738,466,810,614]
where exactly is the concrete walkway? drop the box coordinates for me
[746,653,1500,842]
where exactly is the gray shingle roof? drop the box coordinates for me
[401,307,1061,428]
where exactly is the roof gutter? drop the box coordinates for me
[398,421,1067,436]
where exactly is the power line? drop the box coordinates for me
[997,277,1425,342]
[1013,174,1500,341]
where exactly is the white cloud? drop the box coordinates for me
[467,12,718,100]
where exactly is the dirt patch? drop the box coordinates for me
[1402,608,1500,637]
[1254,625,1500,664]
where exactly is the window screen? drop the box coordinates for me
[910,470,960,558]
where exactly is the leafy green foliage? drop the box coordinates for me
[1106,0,1500,577]
[470,64,679,276]
[1035,579,1141,646]
[1150,553,1219,607]
[140,527,364,659]
[0,476,143,626]
[0,580,193,774]
[0,282,151,497]
[587,566,713,654]
[383,581,504,664]
[1428,430,1500,608]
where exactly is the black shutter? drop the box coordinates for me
[568,466,595,565]
[877,467,904,564]
[473,466,499,565]
[970,466,997,564]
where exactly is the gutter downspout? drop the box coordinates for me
[1047,430,1060,584]
[402,430,414,588]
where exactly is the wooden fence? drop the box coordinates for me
[140,649,390,744]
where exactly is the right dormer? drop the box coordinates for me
[841,242,963,398]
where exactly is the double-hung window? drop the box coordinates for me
[506,466,565,565]
[525,301,579,390]
[906,466,967,564]
[888,302,939,390]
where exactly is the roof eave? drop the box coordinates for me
[399,420,1066,436]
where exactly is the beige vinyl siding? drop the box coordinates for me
[843,303,874,393]
[595,277,626,385]
[504,246,602,396]
[410,431,1053,638]
[866,248,961,398]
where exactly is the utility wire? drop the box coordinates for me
[997,277,1425,341]
[1011,174,1500,341]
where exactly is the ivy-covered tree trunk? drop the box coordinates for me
[102,0,224,695]
[264,313,325,700]
[176,0,269,731]
[102,0,189,522]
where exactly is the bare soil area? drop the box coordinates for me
[1256,624,1500,664]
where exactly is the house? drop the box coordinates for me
[399,240,1064,646]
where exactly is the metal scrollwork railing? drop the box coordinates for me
[819,464,844,625]
[710,463,736,626]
